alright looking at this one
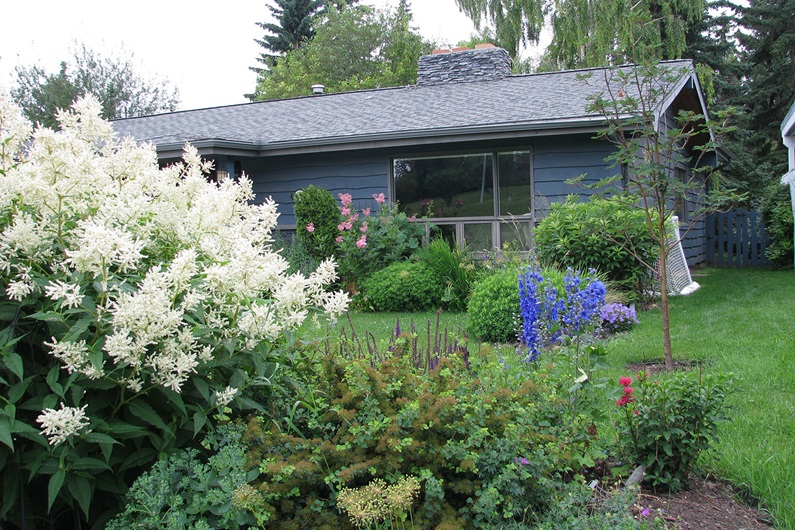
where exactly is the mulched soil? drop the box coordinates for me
[621,360,775,528]
[638,476,775,529]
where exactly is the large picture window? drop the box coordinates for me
[393,150,532,249]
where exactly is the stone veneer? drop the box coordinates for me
[416,46,512,86]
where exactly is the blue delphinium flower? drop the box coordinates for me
[518,267,544,361]
[519,267,606,361]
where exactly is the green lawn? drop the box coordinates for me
[345,268,795,528]
[605,268,795,529]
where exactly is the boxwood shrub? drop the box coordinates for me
[467,267,521,343]
[360,260,445,312]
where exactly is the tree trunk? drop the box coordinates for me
[659,243,674,370]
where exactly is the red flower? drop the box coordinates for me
[623,386,634,395]
[619,376,633,387]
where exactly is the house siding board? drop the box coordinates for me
[533,138,616,212]
[245,151,389,226]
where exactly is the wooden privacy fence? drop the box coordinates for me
[706,209,769,267]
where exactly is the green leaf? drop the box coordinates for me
[28,311,66,323]
[48,469,66,512]
[83,432,120,446]
[7,377,34,404]
[1,467,19,519]
[193,376,211,402]
[67,475,92,518]
[105,421,149,439]
[2,352,24,381]
[63,317,93,343]
[193,411,207,438]
[128,399,170,433]
[157,386,186,416]
[71,457,112,472]
[0,303,19,322]
[118,447,157,473]
[0,417,14,451]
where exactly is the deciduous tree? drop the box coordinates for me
[11,44,179,129]
[251,2,433,100]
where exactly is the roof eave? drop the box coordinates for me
[155,115,629,158]
[154,139,261,159]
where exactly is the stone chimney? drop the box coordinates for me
[417,44,512,86]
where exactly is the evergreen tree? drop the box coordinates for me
[252,0,324,75]
[683,0,744,107]
[736,0,795,162]
[733,0,795,266]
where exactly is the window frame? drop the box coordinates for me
[390,147,534,249]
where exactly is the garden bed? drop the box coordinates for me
[640,476,774,529]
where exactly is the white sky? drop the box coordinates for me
[0,0,486,111]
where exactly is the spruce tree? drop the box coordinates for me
[252,0,324,75]
[737,0,795,161]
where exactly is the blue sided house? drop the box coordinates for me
[112,45,722,265]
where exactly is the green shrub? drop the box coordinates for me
[615,371,734,492]
[242,348,594,529]
[360,260,444,312]
[761,183,794,269]
[467,267,521,343]
[534,197,657,298]
[293,185,341,264]
[417,237,478,311]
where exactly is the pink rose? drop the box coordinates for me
[356,235,367,248]
[373,193,385,204]
[306,223,315,233]
[341,207,351,216]
[338,223,346,231]
[362,208,371,217]
[338,193,353,206]
[360,222,368,233]
[335,236,343,243]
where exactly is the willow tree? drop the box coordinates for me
[454,0,705,69]
[453,0,546,59]
[542,0,705,70]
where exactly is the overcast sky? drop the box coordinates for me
[0,0,485,111]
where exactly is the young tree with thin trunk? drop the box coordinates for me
[583,62,738,370]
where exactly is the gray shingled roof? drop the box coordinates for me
[112,59,696,154]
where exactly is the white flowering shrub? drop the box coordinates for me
[0,94,348,528]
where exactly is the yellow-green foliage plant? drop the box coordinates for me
[241,347,600,529]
